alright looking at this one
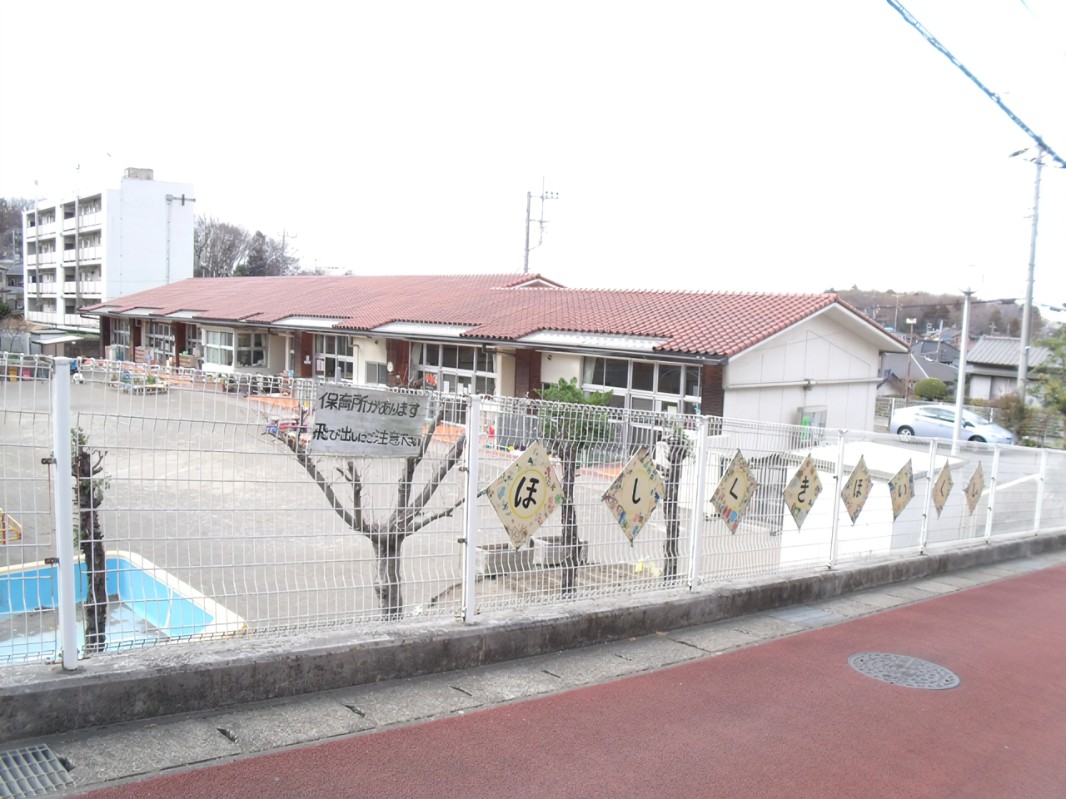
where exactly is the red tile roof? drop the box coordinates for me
[84,274,883,358]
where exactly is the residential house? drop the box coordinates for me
[82,274,907,431]
[877,349,957,398]
[965,335,1051,402]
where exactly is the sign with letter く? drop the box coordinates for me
[711,451,759,534]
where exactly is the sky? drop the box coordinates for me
[1,0,1064,310]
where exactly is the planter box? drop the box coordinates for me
[475,543,534,577]
[532,535,588,567]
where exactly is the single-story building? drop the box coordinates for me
[965,335,1051,402]
[82,273,907,431]
[877,350,957,398]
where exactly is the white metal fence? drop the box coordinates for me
[2,355,1064,667]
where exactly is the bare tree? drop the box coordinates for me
[194,216,252,278]
[72,428,108,653]
[278,402,466,619]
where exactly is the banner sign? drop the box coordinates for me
[309,385,426,457]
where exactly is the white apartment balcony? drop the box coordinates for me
[26,252,58,266]
[62,212,102,231]
[62,246,102,264]
[27,221,58,238]
[63,281,102,295]
[23,310,99,332]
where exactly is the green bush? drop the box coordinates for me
[913,377,947,401]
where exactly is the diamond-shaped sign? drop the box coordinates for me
[840,455,872,525]
[711,451,759,534]
[782,455,822,530]
[486,440,562,549]
[964,462,985,515]
[887,460,915,521]
[933,462,954,518]
[602,446,665,542]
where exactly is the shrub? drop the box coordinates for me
[913,377,947,401]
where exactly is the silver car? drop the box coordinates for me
[889,405,1017,444]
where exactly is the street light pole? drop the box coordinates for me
[903,317,917,402]
[951,289,973,455]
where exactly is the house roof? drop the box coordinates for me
[965,335,1050,369]
[83,274,905,360]
[881,352,957,382]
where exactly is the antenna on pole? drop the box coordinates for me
[523,178,558,274]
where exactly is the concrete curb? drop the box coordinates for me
[4,530,1065,741]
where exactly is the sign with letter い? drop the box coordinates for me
[782,455,822,531]
[486,441,562,549]
[887,460,915,521]
[602,446,665,543]
[933,462,954,518]
[711,451,759,534]
[964,462,984,515]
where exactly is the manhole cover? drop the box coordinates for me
[848,652,960,690]
[0,744,75,797]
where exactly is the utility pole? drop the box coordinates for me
[1016,145,1044,400]
[523,179,558,274]
[952,289,974,454]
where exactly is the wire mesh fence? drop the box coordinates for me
[1,356,1063,667]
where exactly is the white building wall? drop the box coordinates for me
[540,352,581,386]
[102,174,195,298]
[723,311,882,430]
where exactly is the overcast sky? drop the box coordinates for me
[2,0,1064,310]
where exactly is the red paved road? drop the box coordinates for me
[81,566,1066,799]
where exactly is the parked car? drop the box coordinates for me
[889,405,1017,445]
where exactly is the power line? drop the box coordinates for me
[885,0,1065,169]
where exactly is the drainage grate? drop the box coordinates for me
[848,652,961,690]
[0,745,75,798]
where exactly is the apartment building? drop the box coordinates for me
[22,168,194,336]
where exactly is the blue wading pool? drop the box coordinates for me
[0,551,246,663]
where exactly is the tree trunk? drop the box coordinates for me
[80,511,107,653]
[559,445,579,597]
[661,436,688,583]
[373,534,406,620]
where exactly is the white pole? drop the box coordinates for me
[951,290,973,455]
[461,395,481,624]
[1017,146,1044,400]
[52,357,79,670]
[828,432,846,569]
[686,417,711,590]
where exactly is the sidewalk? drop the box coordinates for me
[7,544,1066,797]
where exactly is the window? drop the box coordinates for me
[581,357,702,415]
[413,343,495,396]
[147,321,175,359]
[236,332,267,367]
[313,334,355,381]
[111,319,131,349]
[203,329,234,367]
[365,361,389,385]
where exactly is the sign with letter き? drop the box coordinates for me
[486,440,562,549]
[309,385,426,457]
[782,455,823,531]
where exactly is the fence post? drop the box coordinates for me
[1033,448,1047,534]
[51,357,79,670]
[919,440,938,554]
[686,417,711,590]
[983,446,1000,542]
[827,431,846,569]
[461,395,481,624]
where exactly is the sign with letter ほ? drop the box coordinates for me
[711,451,759,534]
[486,441,563,549]
[309,385,426,457]
[602,446,665,543]
[840,455,872,525]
